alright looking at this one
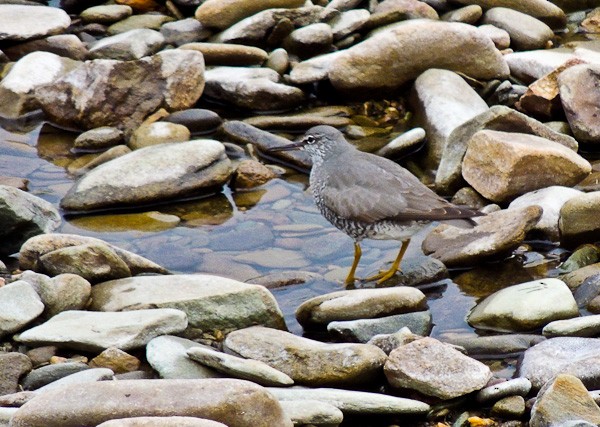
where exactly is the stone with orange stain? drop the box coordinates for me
[115,0,161,13]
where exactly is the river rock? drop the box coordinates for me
[559,192,600,247]
[477,377,532,403]
[268,386,430,415]
[195,0,306,30]
[508,186,583,241]
[163,109,222,135]
[37,368,116,393]
[233,159,277,189]
[0,353,32,395]
[98,417,227,427]
[0,280,43,338]
[530,374,600,427]
[543,314,600,337]
[90,274,286,334]
[224,326,387,386]
[0,5,70,42]
[279,400,343,426]
[0,185,60,257]
[288,50,346,85]
[15,309,188,352]
[60,139,231,212]
[442,5,483,23]
[22,362,90,391]
[559,64,600,144]
[296,287,426,327]
[367,0,438,27]
[329,8,370,40]
[80,5,133,24]
[482,7,554,50]
[187,346,293,386]
[411,69,489,169]
[451,0,566,28]
[89,348,139,374]
[440,332,545,357]
[328,311,432,342]
[328,20,508,95]
[467,278,578,332]
[89,29,165,60]
[34,49,205,133]
[10,379,293,427]
[203,66,305,111]
[435,105,579,194]
[161,18,212,47]
[518,337,600,390]
[462,130,590,202]
[19,233,167,276]
[128,122,191,150]
[3,34,88,62]
[283,23,333,58]
[74,127,125,150]
[384,337,492,399]
[422,206,543,267]
[146,336,222,379]
[180,42,267,66]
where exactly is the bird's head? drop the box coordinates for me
[267,125,348,159]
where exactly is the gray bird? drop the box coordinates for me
[268,125,481,285]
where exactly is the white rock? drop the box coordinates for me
[0,281,44,337]
[0,5,70,41]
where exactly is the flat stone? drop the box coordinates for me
[477,377,532,403]
[451,0,566,28]
[80,5,133,24]
[329,8,370,40]
[0,281,44,338]
[98,418,227,427]
[296,287,426,327]
[518,337,600,390]
[106,14,174,35]
[384,337,492,399]
[74,127,124,150]
[560,191,600,247]
[279,400,343,426]
[90,274,286,334]
[162,109,222,135]
[328,311,432,343]
[422,206,543,267]
[161,18,212,47]
[530,374,600,427]
[0,5,70,41]
[224,326,387,386]
[146,335,222,379]
[186,346,294,386]
[462,130,590,203]
[543,315,600,337]
[10,379,293,427]
[440,333,545,357]
[15,309,188,352]
[36,368,115,393]
[180,43,267,66]
[89,29,165,60]
[268,386,430,415]
[375,127,426,159]
[22,362,90,391]
[467,278,579,333]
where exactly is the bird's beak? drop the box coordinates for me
[266,140,305,152]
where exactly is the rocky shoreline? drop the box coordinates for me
[0,0,600,426]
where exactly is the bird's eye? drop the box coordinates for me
[305,135,316,144]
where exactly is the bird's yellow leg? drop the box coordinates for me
[365,240,410,284]
[345,242,362,286]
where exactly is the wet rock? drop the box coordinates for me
[224,326,386,386]
[90,348,140,374]
[61,139,231,212]
[89,29,165,60]
[477,377,532,403]
[163,109,222,135]
[0,281,43,338]
[559,192,600,247]
[268,386,430,415]
[411,69,489,169]
[128,121,190,150]
[329,20,508,96]
[422,206,543,267]
[328,310,432,342]
[22,362,90,391]
[562,263,600,290]
[367,327,421,355]
[508,186,583,241]
[233,160,277,189]
[34,49,205,133]
[15,309,188,352]
[80,5,133,24]
[435,105,579,194]
[0,185,60,257]
[146,336,222,379]
[18,271,91,318]
[451,0,566,29]
[283,23,333,58]
[0,5,70,42]
[234,248,310,269]
[90,274,286,334]
[72,146,133,175]
[195,0,305,30]
[482,8,554,50]
[203,66,305,111]
[560,245,600,275]
[74,127,125,151]
[0,353,32,395]
[243,114,351,131]
[462,130,590,203]
[279,400,343,426]
[180,43,267,66]
[518,337,600,390]
[530,374,600,427]
[296,287,427,328]
[37,368,115,393]
[186,346,294,386]
[161,18,212,47]
[10,379,293,427]
[467,278,578,333]
[19,233,168,276]
[440,333,545,357]
[384,337,492,399]
[559,64,600,144]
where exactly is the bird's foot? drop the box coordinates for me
[364,267,398,284]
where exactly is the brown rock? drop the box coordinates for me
[90,348,141,374]
[233,160,276,189]
[98,417,228,427]
[0,353,32,396]
[559,191,600,247]
[180,43,267,66]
